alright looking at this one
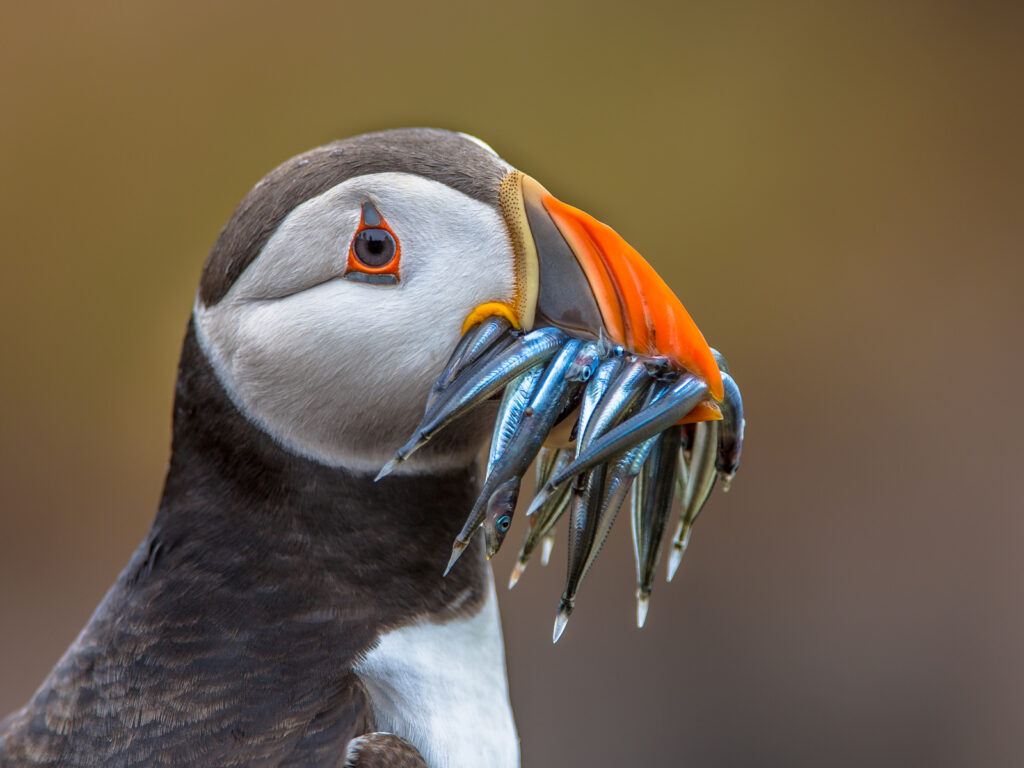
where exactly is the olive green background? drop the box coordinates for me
[2,1,1022,765]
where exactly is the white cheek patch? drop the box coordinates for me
[228,199,361,302]
[195,173,517,472]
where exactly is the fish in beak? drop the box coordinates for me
[379,166,744,640]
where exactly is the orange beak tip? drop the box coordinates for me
[706,367,725,403]
[676,399,723,426]
[536,187,724,403]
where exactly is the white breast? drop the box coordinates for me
[353,572,520,768]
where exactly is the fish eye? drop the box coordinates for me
[496,515,512,532]
[352,228,396,267]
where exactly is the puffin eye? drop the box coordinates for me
[496,515,512,532]
[344,201,401,285]
[353,229,396,268]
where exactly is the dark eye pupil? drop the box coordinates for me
[497,515,511,532]
[353,228,396,267]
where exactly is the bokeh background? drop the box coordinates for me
[2,1,1022,765]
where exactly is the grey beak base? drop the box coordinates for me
[523,193,606,338]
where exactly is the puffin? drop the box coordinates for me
[0,128,726,768]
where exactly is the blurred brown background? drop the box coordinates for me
[2,1,1022,765]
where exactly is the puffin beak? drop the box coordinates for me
[496,171,723,416]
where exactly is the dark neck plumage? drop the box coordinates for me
[0,322,490,765]
[143,321,488,651]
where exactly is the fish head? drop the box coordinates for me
[483,478,521,558]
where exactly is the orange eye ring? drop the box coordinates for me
[344,201,401,284]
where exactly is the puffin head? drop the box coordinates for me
[194,128,721,474]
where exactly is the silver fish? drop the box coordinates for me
[575,352,625,452]
[472,367,548,558]
[564,340,607,384]
[680,422,695,456]
[509,474,572,588]
[715,371,744,488]
[431,316,515,400]
[524,353,625,519]
[533,450,573,522]
[547,373,708,490]
[710,347,730,374]
[487,368,544,475]
[666,419,718,582]
[553,464,606,643]
[632,426,682,627]
[580,435,659,583]
[579,357,653,448]
[377,327,567,480]
[482,476,522,558]
[538,340,604,448]
[554,382,669,631]
[540,531,556,565]
[676,443,690,490]
[535,446,561,487]
[445,340,584,574]
[523,449,574,578]
[480,350,584,555]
